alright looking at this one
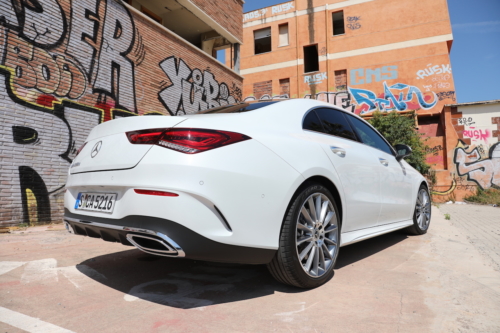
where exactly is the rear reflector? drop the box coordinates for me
[126,128,250,154]
[134,189,179,197]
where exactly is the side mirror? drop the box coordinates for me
[394,144,412,161]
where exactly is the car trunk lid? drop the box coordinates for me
[70,116,186,174]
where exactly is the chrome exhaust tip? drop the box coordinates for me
[126,233,185,257]
[64,221,75,234]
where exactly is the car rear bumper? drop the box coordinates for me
[63,209,276,265]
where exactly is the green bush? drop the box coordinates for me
[366,111,430,175]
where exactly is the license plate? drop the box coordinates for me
[75,192,117,213]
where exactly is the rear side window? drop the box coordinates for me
[346,115,394,155]
[303,111,324,132]
[315,108,357,141]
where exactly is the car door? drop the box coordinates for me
[345,114,413,225]
[303,108,381,232]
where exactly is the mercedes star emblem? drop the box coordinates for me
[91,141,102,158]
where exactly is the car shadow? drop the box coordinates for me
[335,231,408,269]
[77,230,408,309]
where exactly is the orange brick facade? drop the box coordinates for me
[0,0,243,225]
[239,0,500,201]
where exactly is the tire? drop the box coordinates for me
[406,185,431,235]
[267,183,340,288]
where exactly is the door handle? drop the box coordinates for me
[330,146,346,158]
[379,158,389,166]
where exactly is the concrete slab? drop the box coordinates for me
[0,207,499,332]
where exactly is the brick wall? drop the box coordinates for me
[253,80,273,99]
[0,0,242,226]
[191,0,243,41]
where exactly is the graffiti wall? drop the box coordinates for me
[429,104,500,201]
[0,0,242,225]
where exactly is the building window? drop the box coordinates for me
[279,78,290,96]
[254,28,271,54]
[334,70,347,91]
[332,11,345,35]
[303,45,319,73]
[253,80,272,99]
[279,24,289,47]
[141,6,162,24]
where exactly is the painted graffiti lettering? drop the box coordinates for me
[0,0,242,225]
[346,16,361,30]
[454,140,500,190]
[22,0,67,47]
[243,94,289,102]
[463,127,490,141]
[416,63,452,80]
[304,91,355,113]
[93,0,136,112]
[349,82,437,114]
[458,117,475,126]
[272,2,294,15]
[304,72,327,85]
[426,145,444,156]
[351,66,398,85]
[426,155,443,164]
[158,56,238,115]
[436,91,456,101]
[243,9,268,21]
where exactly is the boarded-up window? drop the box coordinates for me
[253,80,272,99]
[279,78,290,96]
[334,70,347,91]
[332,11,345,35]
[418,116,444,137]
[254,27,271,54]
[279,24,289,46]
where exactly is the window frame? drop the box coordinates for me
[278,23,290,47]
[332,11,345,36]
[254,27,272,55]
[343,113,397,156]
[303,44,320,74]
[302,107,360,143]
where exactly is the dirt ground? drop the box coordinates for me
[1,206,499,332]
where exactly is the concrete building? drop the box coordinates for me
[0,0,244,225]
[237,0,499,201]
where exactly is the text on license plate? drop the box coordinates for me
[75,192,117,213]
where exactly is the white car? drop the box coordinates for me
[64,99,431,288]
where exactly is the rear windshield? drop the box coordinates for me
[196,101,282,114]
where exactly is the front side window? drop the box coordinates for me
[346,115,394,155]
[254,27,271,54]
[315,108,357,141]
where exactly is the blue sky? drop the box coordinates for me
[240,0,500,103]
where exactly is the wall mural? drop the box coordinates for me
[454,141,500,190]
[0,0,240,225]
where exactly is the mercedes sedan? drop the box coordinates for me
[64,99,431,288]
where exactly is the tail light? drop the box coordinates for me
[75,142,87,157]
[126,128,165,144]
[126,128,250,154]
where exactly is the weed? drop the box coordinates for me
[465,187,500,206]
[444,213,451,220]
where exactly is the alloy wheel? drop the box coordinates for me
[295,193,338,277]
[416,188,431,230]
